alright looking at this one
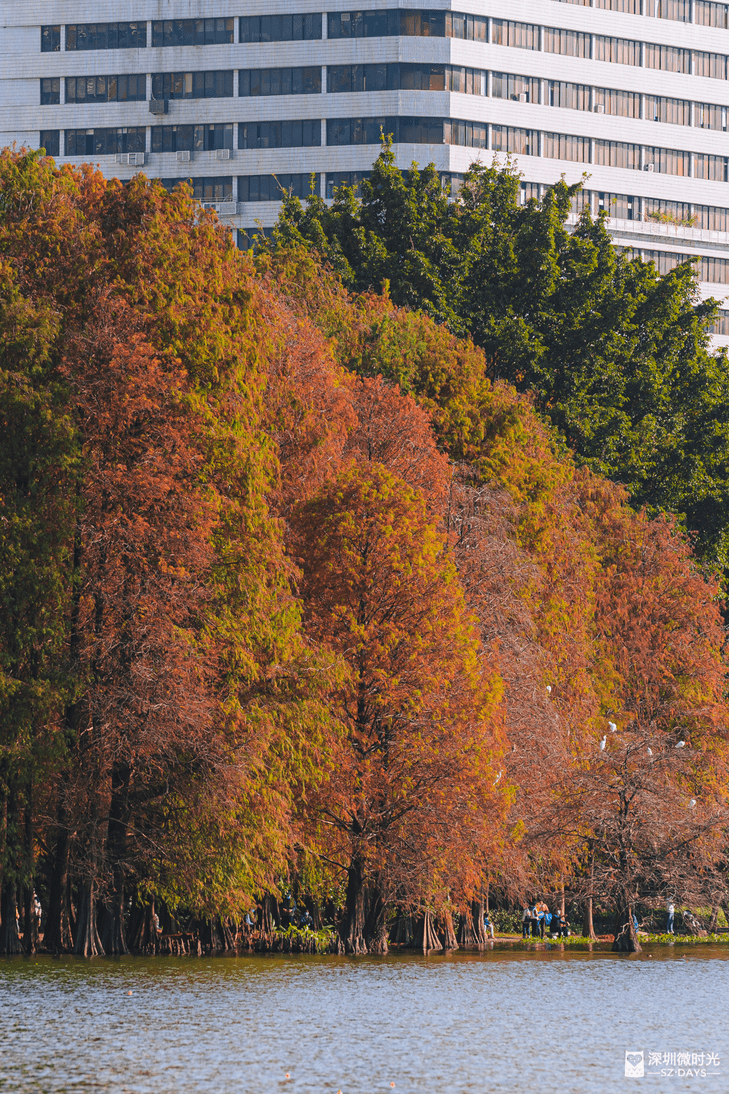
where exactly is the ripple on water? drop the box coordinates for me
[1,946,727,1094]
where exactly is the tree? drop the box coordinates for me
[294,463,505,953]
[273,150,729,576]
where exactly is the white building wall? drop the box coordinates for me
[2,0,729,325]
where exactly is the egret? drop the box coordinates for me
[675,741,686,749]
[494,771,503,786]
[608,721,617,732]
[546,685,552,695]
[599,735,607,751]
[689,799,697,808]
[647,747,653,757]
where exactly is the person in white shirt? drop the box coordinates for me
[666,902,675,934]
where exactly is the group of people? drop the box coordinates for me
[522,902,569,939]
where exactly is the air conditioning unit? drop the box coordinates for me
[128,152,145,167]
[216,148,232,161]
[218,201,238,216]
[518,92,527,103]
[177,149,192,163]
[645,162,655,172]
[149,99,168,115]
[115,153,130,165]
[595,104,605,114]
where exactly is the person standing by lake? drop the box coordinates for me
[522,905,531,938]
[666,902,675,934]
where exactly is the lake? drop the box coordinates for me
[1,943,727,1093]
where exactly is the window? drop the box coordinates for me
[444,120,488,147]
[695,204,729,230]
[66,75,146,104]
[548,82,590,111]
[493,73,541,103]
[695,154,728,181]
[693,52,727,80]
[597,192,637,220]
[645,95,690,125]
[66,23,147,50]
[711,310,729,335]
[544,28,590,58]
[326,171,372,199]
[644,198,694,224]
[238,227,275,251]
[326,116,449,145]
[491,21,539,50]
[594,0,641,10]
[41,78,60,105]
[521,182,543,204]
[645,44,690,73]
[594,88,641,117]
[594,37,640,65]
[446,13,487,40]
[328,64,400,93]
[239,173,320,201]
[652,0,692,18]
[594,140,641,169]
[240,14,322,42]
[152,19,234,47]
[491,126,534,155]
[65,127,146,156]
[642,250,691,275]
[643,146,691,175]
[696,2,729,27]
[151,124,233,153]
[446,67,487,95]
[327,10,446,38]
[153,72,234,100]
[700,256,729,282]
[695,103,727,130]
[543,132,591,162]
[162,177,234,201]
[41,26,60,52]
[239,68,321,96]
[39,130,60,156]
[239,120,321,149]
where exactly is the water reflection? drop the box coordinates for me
[1,945,727,1094]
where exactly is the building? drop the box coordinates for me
[3,1,729,340]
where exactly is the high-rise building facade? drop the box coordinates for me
[3,1,729,340]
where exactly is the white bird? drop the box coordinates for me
[647,748,653,757]
[494,771,503,786]
[689,799,697,808]
[608,721,617,733]
[546,685,552,695]
[599,735,607,751]
[675,741,686,749]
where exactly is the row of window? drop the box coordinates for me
[40,4,729,55]
[560,1,729,29]
[39,67,729,131]
[36,118,729,174]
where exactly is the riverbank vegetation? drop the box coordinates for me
[1,148,729,958]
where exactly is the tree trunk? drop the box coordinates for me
[708,905,720,933]
[389,914,413,946]
[471,899,487,945]
[438,909,459,951]
[22,884,38,955]
[45,820,74,952]
[341,857,368,954]
[582,847,598,940]
[456,907,477,946]
[364,883,388,954]
[100,763,130,955]
[74,879,104,956]
[612,907,642,953]
[258,893,280,934]
[413,911,443,953]
[0,879,22,954]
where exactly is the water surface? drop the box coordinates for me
[1,943,727,1093]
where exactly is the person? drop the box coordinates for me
[543,910,553,938]
[483,913,495,939]
[666,901,675,934]
[522,904,531,938]
[300,908,313,929]
[530,904,539,938]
